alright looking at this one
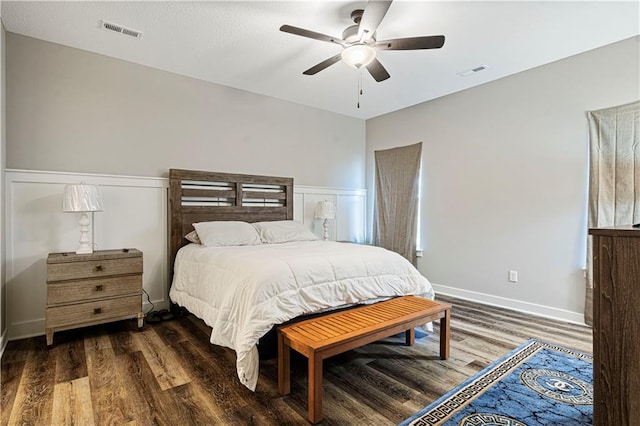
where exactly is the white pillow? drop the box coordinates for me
[253,220,320,244]
[192,221,261,247]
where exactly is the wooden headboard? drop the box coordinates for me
[168,169,294,290]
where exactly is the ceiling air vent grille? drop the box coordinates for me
[100,20,143,39]
[457,64,489,77]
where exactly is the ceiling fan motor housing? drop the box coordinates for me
[343,9,376,44]
[350,9,364,24]
[342,24,376,44]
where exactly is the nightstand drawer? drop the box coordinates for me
[47,275,142,305]
[46,294,142,328]
[47,257,142,282]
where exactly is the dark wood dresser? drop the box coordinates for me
[589,226,640,425]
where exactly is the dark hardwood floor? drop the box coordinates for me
[1,295,592,425]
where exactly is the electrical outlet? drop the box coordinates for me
[508,270,518,283]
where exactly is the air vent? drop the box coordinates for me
[457,64,489,77]
[100,20,143,39]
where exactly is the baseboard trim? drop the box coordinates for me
[432,283,587,326]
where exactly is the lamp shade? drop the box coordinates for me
[315,200,335,220]
[62,184,104,212]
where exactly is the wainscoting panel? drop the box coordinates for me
[4,170,367,340]
[295,185,367,243]
[5,170,168,340]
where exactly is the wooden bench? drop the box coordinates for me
[277,295,451,424]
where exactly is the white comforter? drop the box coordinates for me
[169,240,434,391]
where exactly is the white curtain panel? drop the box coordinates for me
[586,100,640,325]
[373,142,422,265]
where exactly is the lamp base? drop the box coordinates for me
[322,219,329,241]
[76,246,93,255]
[76,212,94,254]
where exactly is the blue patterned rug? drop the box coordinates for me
[399,339,593,426]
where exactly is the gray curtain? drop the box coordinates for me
[586,100,640,325]
[373,142,422,265]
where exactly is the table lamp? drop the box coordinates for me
[63,183,104,254]
[315,200,335,241]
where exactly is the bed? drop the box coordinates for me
[167,169,435,391]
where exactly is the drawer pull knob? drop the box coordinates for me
[95,285,104,292]
[95,265,104,272]
[93,308,102,315]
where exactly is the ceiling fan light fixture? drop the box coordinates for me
[341,44,376,68]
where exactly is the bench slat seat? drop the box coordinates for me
[278,295,451,424]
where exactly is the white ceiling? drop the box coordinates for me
[1,1,638,119]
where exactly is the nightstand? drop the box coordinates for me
[46,248,144,346]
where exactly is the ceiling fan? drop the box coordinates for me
[280,0,445,82]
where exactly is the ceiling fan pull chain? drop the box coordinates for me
[357,70,363,109]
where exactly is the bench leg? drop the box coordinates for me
[405,328,415,346]
[308,355,323,424]
[440,308,451,360]
[278,331,290,395]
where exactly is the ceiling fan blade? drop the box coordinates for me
[357,0,393,41]
[303,54,343,75]
[376,35,445,50]
[280,25,345,46]
[366,58,391,82]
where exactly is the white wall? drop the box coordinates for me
[366,36,640,323]
[5,33,365,188]
[5,169,365,340]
